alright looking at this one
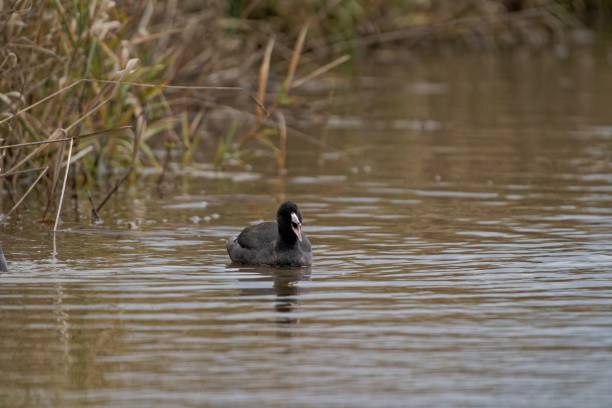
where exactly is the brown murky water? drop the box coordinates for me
[2,54,612,407]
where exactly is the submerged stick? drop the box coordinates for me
[95,168,132,215]
[0,246,7,272]
[53,138,73,231]
[87,191,101,224]
[52,232,58,257]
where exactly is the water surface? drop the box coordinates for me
[1,54,612,407]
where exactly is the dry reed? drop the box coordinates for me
[53,137,73,231]
[256,38,276,125]
[0,0,589,225]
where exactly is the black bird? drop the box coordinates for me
[227,201,312,266]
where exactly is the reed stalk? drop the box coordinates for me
[256,38,275,125]
[53,138,73,231]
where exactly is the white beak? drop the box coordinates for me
[290,212,302,242]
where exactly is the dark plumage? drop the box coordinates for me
[227,201,312,266]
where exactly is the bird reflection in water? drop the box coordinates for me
[234,265,310,325]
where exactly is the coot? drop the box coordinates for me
[227,201,312,266]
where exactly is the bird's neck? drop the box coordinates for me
[277,224,298,248]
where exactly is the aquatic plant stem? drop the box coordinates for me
[53,138,73,232]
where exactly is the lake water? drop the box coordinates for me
[1,54,612,407]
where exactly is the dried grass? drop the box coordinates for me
[256,38,275,125]
[0,1,241,221]
[284,22,310,94]
[0,0,587,224]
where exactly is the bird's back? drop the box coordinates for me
[236,222,278,249]
[227,222,277,264]
[226,221,312,266]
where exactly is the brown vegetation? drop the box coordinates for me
[0,0,602,225]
